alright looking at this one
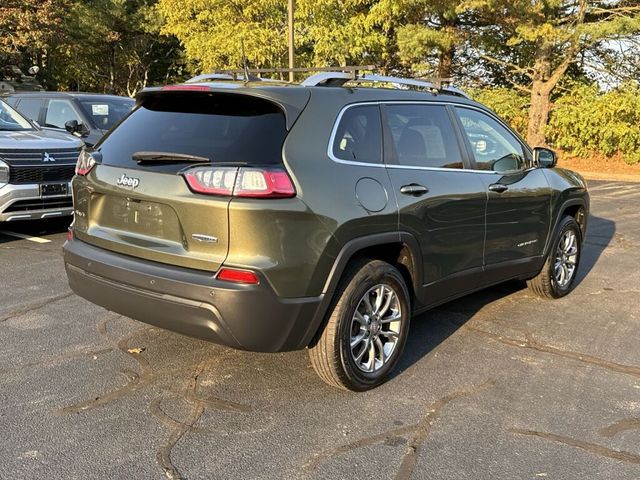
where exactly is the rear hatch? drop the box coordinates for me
[73,89,300,272]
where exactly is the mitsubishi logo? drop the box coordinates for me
[42,152,56,162]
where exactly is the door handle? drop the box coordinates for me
[400,184,429,196]
[488,183,509,193]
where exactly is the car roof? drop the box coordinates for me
[137,82,488,132]
[143,81,484,108]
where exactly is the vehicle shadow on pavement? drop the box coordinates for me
[395,213,615,376]
[576,214,615,284]
[396,283,523,375]
[0,217,71,243]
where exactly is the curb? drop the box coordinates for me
[576,172,640,183]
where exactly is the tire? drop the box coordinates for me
[527,216,582,299]
[309,259,411,391]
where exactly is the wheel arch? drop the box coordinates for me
[544,198,588,258]
[303,232,423,348]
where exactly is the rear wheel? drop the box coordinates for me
[527,216,582,299]
[309,259,411,391]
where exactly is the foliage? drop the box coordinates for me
[393,0,466,78]
[468,87,529,137]
[53,0,184,95]
[157,0,396,73]
[548,83,640,165]
[0,0,183,95]
[157,0,290,72]
[459,0,640,144]
[0,0,69,55]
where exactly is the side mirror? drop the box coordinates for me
[533,147,557,168]
[65,120,89,137]
[27,66,40,75]
[64,119,79,133]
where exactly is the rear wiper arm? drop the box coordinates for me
[132,151,210,164]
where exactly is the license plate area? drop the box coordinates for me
[91,194,181,241]
[40,183,68,197]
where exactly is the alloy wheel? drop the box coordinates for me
[349,284,402,373]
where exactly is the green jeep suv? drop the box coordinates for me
[63,72,589,391]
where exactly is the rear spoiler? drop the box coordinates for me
[136,86,311,131]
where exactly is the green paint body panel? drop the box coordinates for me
[64,83,590,352]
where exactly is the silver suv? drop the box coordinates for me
[0,99,83,221]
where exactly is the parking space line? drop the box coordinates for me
[589,184,625,191]
[0,231,51,244]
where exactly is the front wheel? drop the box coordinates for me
[309,259,411,391]
[527,216,582,299]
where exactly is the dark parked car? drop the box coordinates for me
[4,92,134,147]
[0,98,83,221]
[63,72,589,390]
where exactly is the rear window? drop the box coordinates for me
[97,92,287,172]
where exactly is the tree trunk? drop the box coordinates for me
[527,80,552,146]
[527,46,553,146]
[109,45,116,94]
[437,45,455,80]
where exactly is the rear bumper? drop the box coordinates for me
[0,182,73,221]
[63,238,323,352]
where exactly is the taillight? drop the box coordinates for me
[234,168,296,198]
[217,268,260,285]
[183,166,295,198]
[75,150,97,176]
[67,227,73,241]
[184,167,237,196]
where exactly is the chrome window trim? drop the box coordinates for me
[327,102,385,167]
[327,100,532,174]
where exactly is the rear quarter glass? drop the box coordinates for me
[96,92,288,173]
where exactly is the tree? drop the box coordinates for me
[463,0,640,145]
[157,0,291,72]
[53,0,183,95]
[157,0,402,74]
[390,0,469,78]
[0,0,70,87]
[0,0,69,54]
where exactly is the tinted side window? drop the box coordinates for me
[455,107,525,173]
[45,99,83,129]
[385,104,463,169]
[332,105,382,163]
[15,98,44,121]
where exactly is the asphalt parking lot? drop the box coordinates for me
[0,179,638,480]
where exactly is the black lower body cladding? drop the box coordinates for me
[63,239,322,352]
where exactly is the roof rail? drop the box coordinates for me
[186,73,262,83]
[184,67,469,98]
[301,72,470,98]
[186,66,377,84]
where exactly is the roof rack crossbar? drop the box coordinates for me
[302,72,470,98]
[210,65,376,75]
[186,66,377,85]
[186,73,262,83]
[184,67,469,99]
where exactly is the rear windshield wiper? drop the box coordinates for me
[132,151,210,164]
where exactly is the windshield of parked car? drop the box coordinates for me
[78,97,135,130]
[0,99,34,131]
